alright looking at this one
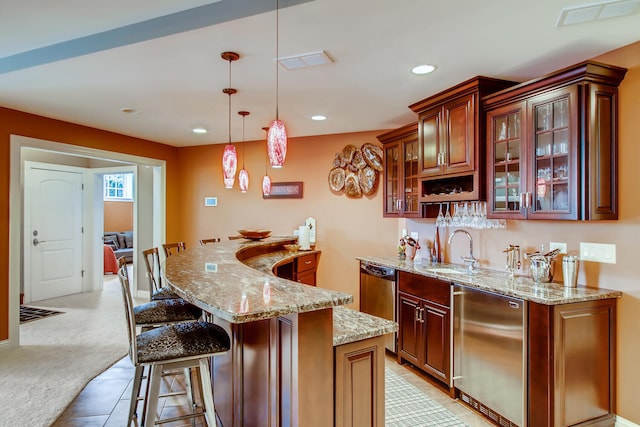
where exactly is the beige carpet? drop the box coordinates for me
[0,274,141,427]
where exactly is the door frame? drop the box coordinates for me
[7,135,166,350]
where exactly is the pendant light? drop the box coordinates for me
[221,51,239,189]
[267,0,287,168]
[238,111,250,193]
[262,126,272,196]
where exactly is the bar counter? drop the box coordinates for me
[164,237,396,427]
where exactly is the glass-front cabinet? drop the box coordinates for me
[489,103,524,215]
[488,88,578,220]
[379,123,420,218]
[486,61,626,221]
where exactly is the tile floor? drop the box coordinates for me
[52,352,493,427]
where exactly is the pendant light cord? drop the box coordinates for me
[275,0,279,120]
[228,59,232,144]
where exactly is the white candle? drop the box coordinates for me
[298,225,311,250]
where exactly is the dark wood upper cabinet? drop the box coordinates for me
[377,122,421,218]
[409,77,517,204]
[484,60,627,220]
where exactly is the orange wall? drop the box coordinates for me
[0,108,181,341]
[104,201,134,232]
[176,131,397,297]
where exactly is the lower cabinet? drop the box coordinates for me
[397,272,451,384]
[273,252,318,286]
[528,298,617,427]
[334,335,386,427]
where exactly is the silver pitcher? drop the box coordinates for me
[525,248,560,283]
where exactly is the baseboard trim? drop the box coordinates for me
[617,415,640,427]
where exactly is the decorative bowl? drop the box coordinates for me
[284,243,300,252]
[238,229,272,240]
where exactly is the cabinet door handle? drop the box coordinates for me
[415,306,421,322]
[304,260,312,265]
[420,307,425,323]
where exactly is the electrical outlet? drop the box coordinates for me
[579,242,616,264]
[549,242,567,254]
[410,232,419,241]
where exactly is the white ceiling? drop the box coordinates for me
[1,0,639,147]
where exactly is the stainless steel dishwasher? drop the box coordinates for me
[453,284,527,427]
[359,262,396,353]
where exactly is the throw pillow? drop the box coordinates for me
[104,235,119,249]
[117,233,127,249]
[104,239,118,250]
[124,233,133,249]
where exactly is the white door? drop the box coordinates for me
[25,163,84,302]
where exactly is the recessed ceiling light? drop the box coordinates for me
[120,107,138,114]
[192,127,208,134]
[412,64,436,75]
[311,115,327,121]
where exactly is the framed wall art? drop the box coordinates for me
[263,181,303,199]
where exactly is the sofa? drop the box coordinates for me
[103,231,134,263]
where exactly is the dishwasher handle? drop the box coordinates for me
[360,263,396,280]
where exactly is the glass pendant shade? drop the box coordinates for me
[239,168,249,193]
[222,144,237,189]
[267,119,287,168]
[262,174,272,196]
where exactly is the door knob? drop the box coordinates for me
[32,238,46,246]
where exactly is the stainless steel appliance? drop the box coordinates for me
[359,262,396,353]
[453,284,527,426]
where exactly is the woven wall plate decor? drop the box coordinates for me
[328,143,382,198]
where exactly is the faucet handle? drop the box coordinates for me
[461,255,477,271]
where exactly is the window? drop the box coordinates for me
[103,173,133,201]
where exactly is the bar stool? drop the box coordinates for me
[142,247,180,301]
[118,256,203,423]
[162,241,186,257]
[118,262,230,427]
[199,238,221,245]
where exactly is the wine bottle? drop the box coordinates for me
[434,227,441,264]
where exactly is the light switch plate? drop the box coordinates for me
[549,242,567,254]
[410,232,419,241]
[579,242,616,263]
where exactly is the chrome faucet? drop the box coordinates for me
[447,229,477,271]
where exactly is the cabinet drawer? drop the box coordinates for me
[296,253,317,273]
[398,271,450,307]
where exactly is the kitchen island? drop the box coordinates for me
[164,238,396,427]
[357,255,622,427]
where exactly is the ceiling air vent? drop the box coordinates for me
[557,0,640,26]
[278,50,333,70]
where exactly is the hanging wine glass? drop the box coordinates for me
[444,202,452,227]
[435,203,444,227]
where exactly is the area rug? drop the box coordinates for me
[19,305,64,323]
[385,366,466,426]
[0,275,141,427]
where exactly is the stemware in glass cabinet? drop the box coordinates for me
[533,97,570,213]
[492,110,522,213]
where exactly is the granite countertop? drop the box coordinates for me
[243,248,321,273]
[333,306,397,346]
[357,255,622,305]
[164,237,352,324]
